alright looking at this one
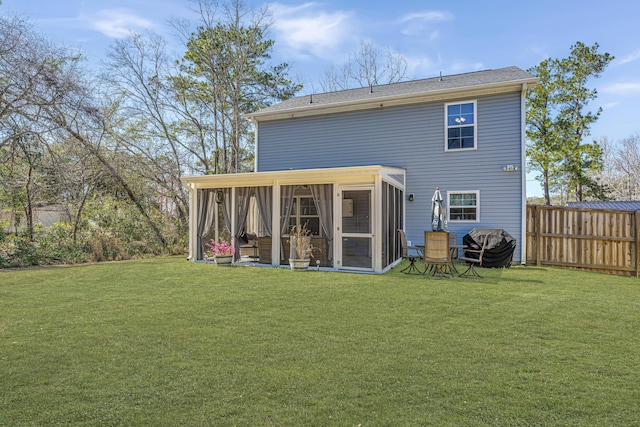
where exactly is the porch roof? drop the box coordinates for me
[181,165,406,190]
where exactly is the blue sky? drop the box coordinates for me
[3,0,640,197]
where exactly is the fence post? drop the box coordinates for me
[535,205,542,266]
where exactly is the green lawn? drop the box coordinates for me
[1,258,639,426]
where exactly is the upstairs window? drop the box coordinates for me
[445,101,477,151]
[448,191,479,222]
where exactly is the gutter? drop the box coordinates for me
[250,78,539,122]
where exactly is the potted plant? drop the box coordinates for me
[204,239,236,265]
[288,223,314,270]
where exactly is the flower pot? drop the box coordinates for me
[289,258,310,271]
[214,255,233,265]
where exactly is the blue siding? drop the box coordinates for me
[257,92,524,262]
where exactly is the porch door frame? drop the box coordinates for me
[336,184,375,272]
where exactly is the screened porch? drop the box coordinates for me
[181,166,405,273]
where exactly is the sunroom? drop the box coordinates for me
[181,165,405,273]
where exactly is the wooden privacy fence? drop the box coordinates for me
[526,205,640,277]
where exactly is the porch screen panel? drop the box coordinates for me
[280,185,295,262]
[197,189,215,260]
[309,184,333,262]
[221,188,232,233]
[381,182,404,268]
[234,187,252,260]
[395,186,404,260]
[382,183,389,268]
[255,186,273,237]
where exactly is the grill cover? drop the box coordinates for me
[462,228,516,268]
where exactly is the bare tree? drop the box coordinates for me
[319,41,408,92]
[103,32,190,229]
[0,15,70,239]
[1,3,301,258]
[601,134,640,200]
[0,14,168,247]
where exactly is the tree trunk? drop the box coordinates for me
[24,163,35,241]
[59,123,168,248]
[72,183,92,244]
[543,169,551,205]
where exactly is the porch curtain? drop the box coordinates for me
[310,184,334,261]
[280,185,295,261]
[221,188,232,233]
[197,189,216,260]
[254,186,273,237]
[233,187,252,260]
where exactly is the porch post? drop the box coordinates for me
[230,187,236,252]
[188,184,198,261]
[272,181,281,267]
[334,185,341,270]
[373,174,383,273]
[214,191,219,243]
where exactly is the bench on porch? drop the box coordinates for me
[238,233,258,259]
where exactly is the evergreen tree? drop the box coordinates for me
[527,42,613,204]
[178,0,301,174]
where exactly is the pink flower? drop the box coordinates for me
[204,239,236,256]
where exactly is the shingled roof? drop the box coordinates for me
[250,66,537,121]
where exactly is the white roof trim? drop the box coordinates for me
[249,79,537,122]
[181,165,406,190]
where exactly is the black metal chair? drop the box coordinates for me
[458,233,489,278]
[398,229,424,274]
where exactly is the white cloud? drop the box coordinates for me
[86,9,154,38]
[399,11,454,23]
[618,50,640,65]
[270,2,356,59]
[404,55,435,76]
[617,49,640,66]
[443,62,484,75]
[397,10,454,37]
[601,82,640,95]
[601,101,620,110]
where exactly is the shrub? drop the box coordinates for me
[1,234,44,267]
[38,223,90,264]
[0,195,188,268]
[85,228,127,262]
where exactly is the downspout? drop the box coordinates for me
[249,116,259,172]
[520,82,528,265]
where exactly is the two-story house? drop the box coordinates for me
[182,66,538,273]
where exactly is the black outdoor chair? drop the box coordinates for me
[458,233,489,278]
[398,229,424,274]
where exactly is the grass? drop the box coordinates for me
[1,258,639,426]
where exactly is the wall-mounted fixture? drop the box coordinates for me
[502,165,519,172]
[408,193,414,201]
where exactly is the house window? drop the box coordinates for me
[445,100,477,151]
[287,196,321,235]
[448,191,479,222]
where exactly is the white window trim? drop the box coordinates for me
[447,190,480,223]
[286,195,322,237]
[444,100,478,152]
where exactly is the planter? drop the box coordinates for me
[214,255,233,265]
[289,258,310,271]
